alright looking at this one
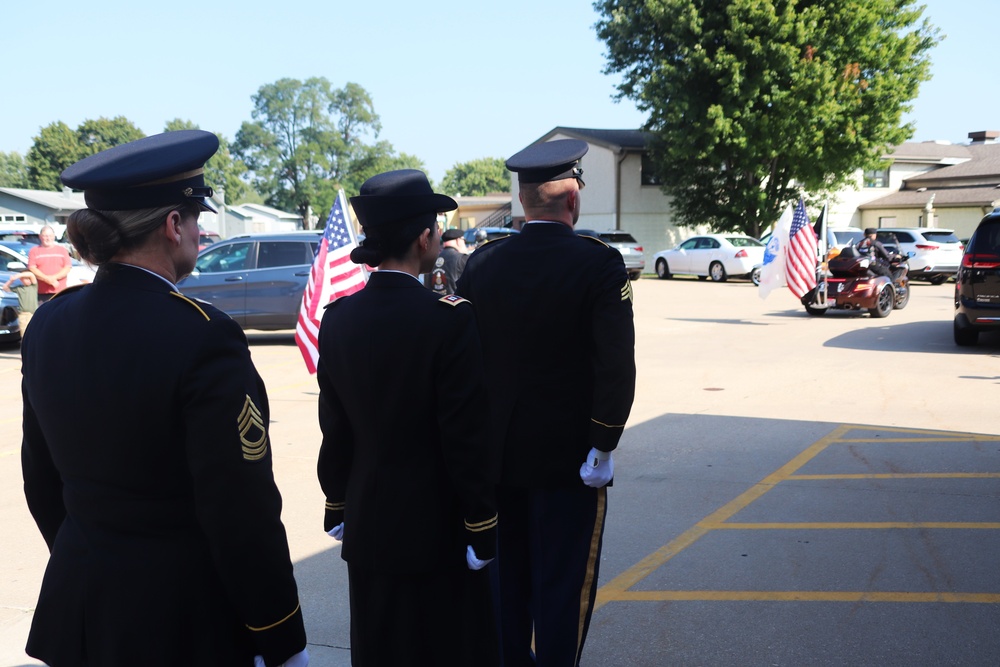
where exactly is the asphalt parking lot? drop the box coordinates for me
[2,276,999,666]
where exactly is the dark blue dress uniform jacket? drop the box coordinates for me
[316,270,498,570]
[20,263,305,667]
[456,223,637,487]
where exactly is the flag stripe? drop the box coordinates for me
[294,190,367,373]
[786,199,818,298]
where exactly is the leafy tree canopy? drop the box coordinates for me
[26,117,145,191]
[232,78,420,226]
[594,0,940,237]
[0,151,29,188]
[440,157,510,197]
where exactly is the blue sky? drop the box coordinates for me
[1,0,992,184]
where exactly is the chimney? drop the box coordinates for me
[968,131,1000,145]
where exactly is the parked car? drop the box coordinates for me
[0,272,22,343]
[576,229,645,280]
[178,232,321,331]
[199,229,223,250]
[954,210,1000,346]
[463,227,519,246]
[875,227,964,284]
[654,234,765,282]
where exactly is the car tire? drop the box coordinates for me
[868,285,894,318]
[697,275,708,281]
[655,259,671,280]
[709,262,727,282]
[750,266,762,286]
[628,270,641,281]
[930,275,949,285]
[954,317,979,346]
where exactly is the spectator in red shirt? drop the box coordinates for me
[28,226,72,303]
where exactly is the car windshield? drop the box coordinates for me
[922,231,960,244]
[832,230,863,244]
[725,236,763,247]
[600,232,637,244]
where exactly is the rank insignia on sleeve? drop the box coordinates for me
[439,294,470,307]
[620,280,634,303]
[238,395,269,461]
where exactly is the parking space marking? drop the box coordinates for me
[595,423,1000,610]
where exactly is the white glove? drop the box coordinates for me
[327,522,344,541]
[254,649,309,667]
[579,447,614,488]
[466,545,493,571]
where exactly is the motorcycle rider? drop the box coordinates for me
[856,227,894,279]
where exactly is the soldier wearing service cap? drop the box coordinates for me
[426,227,470,295]
[316,169,499,666]
[456,139,637,666]
[20,130,307,667]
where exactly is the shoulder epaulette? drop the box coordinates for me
[439,294,470,307]
[49,284,87,300]
[578,234,610,248]
[170,291,212,321]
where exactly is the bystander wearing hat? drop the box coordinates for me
[316,169,499,666]
[456,139,636,666]
[20,130,307,667]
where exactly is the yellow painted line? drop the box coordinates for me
[1,449,18,458]
[708,522,1000,530]
[594,424,851,610]
[833,424,1000,439]
[790,473,1000,480]
[835,436,1000,443]
[602,590,1000,604]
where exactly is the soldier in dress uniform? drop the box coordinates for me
[426,228,469,295]
[20,130,308,667]
[316,169,499,666]
[456,139,637,667]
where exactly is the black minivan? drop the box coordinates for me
[954,209,1000,345]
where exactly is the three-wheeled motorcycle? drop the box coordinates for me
[801,245,910,318]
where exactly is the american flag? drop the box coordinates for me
[785,199,818,298]
[294,190,367,373]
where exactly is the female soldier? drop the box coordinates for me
[20,130,307,667]
[316,169,498,666]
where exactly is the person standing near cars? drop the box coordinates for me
[316,169,499,667]
[21,130,308,667]
[456,139,636,667]
[426,228,469,295]
[27,225,72,303]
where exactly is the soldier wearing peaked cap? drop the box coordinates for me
[20,130,308,667]
[456,139,637,666]
[316,169,499,666]
[425,227,470,295]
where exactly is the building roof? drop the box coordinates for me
[453,195,511,207]
[230,203,300,220]
[537,127,652,152]
[859,184,1000,209]
[887,141,972,164]
[0,187,85,212]
[904,143,1000,183]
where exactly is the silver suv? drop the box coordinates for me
[575,229,645,280]
[875,227,964,284]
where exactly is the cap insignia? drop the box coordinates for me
[238,395,268,461]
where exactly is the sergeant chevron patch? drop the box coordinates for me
[620,280,633,303]
[238,395,268,461]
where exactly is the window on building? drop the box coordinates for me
[641,153,662,186]
[864,167,890,188]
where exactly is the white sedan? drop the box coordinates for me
[653,234,765,283]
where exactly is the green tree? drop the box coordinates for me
[164,119,253,205]
[594,0,940,237]
[440,157,509,197]
[26,121,84,190]
[0,151,29,188]
[26,117,146,191]
[233,78,419,226]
